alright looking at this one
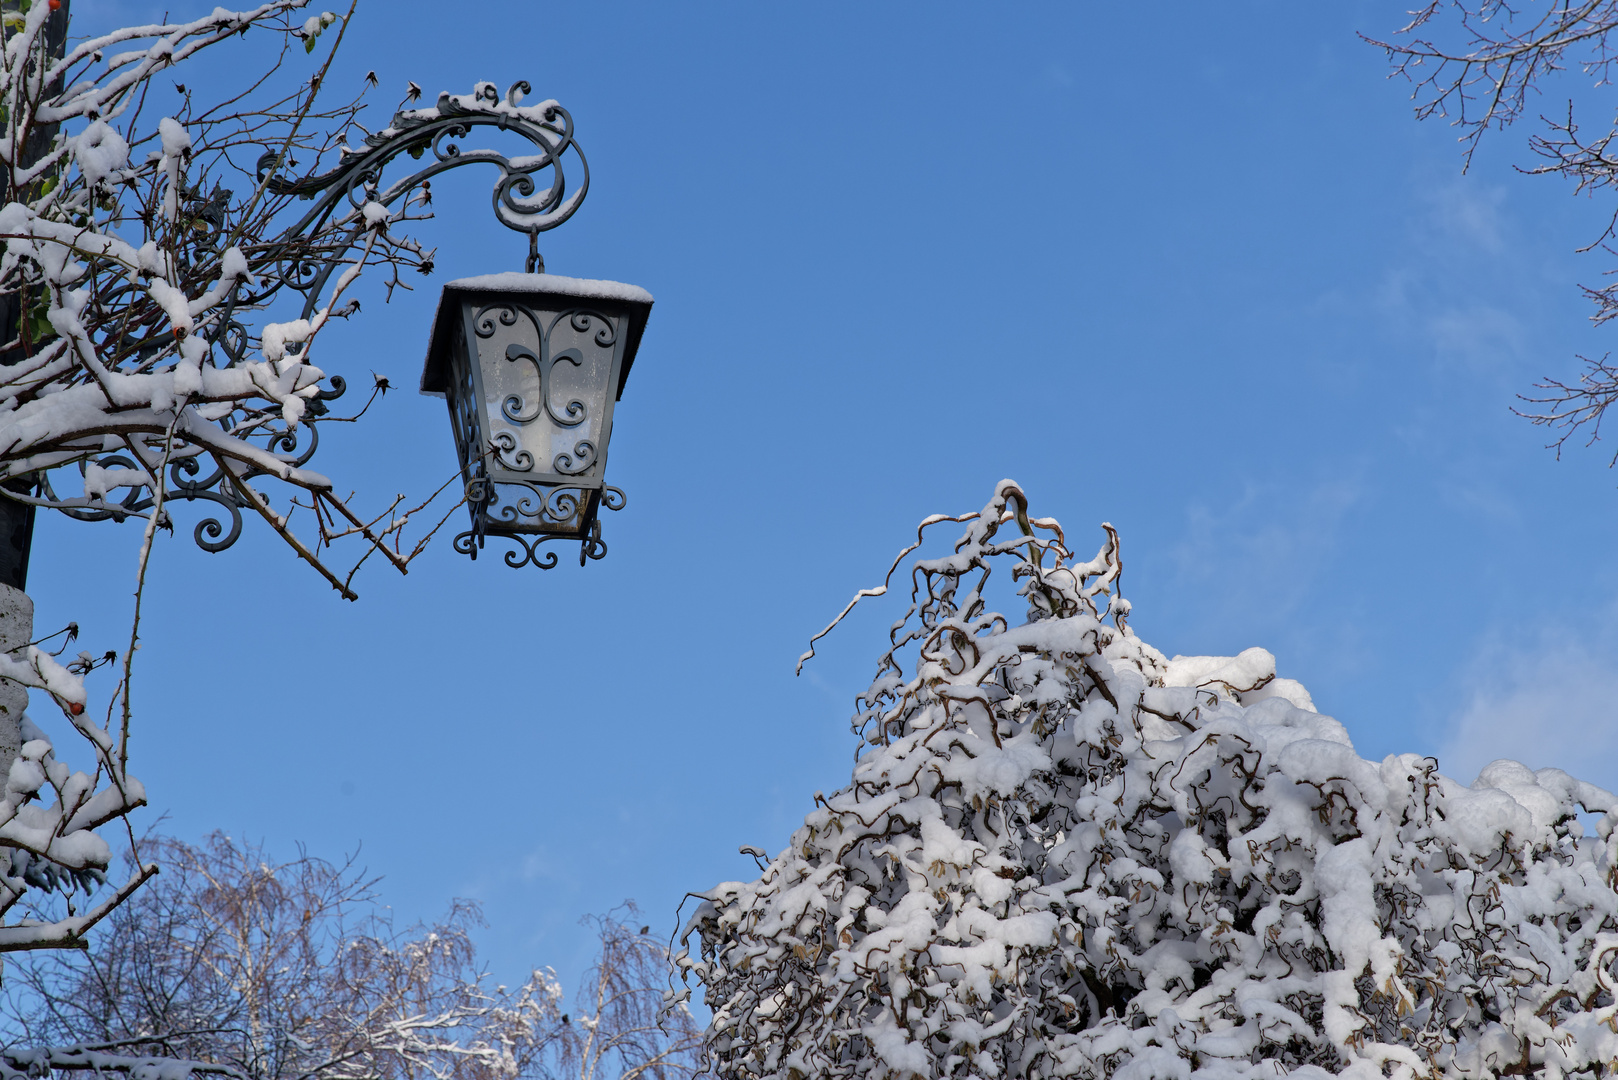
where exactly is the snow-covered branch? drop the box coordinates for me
[0,622,147,955]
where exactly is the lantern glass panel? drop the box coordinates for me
[444,317,484,496]
[468,299,624,536]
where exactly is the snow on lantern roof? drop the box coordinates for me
[419,273,653,398]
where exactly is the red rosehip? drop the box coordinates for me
[68,702,82,715]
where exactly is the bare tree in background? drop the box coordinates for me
[0,833,703,1080]
[559,913,703,1080]
[1371,2,1618,460]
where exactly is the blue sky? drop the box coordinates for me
[34,0,1618,989]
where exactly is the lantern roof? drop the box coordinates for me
[419,273,654,399]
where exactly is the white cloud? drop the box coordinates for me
[1169,475,1363,620]
[1439,626,1618,790]
[1423,302,1527,378]
[1357,176,1534,384]
[1427,180,1508,254]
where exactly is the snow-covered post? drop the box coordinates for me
[0,0,67,591]
[0,0,67,789]
[0,585,28,779]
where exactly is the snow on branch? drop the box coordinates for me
[0,1045,241,1080]
[677,480,1618,1080]
[0,632,150,954]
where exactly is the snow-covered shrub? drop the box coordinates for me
[0,3,359,573]
[676,480,1618,1080]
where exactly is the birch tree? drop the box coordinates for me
[4,833,703,1080]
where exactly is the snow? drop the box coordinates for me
[1163,648,1276,698]
[74,121,128,188]
[445,272,654,305]
[261,319,312,363]
[156,118,190,223]
[678,480,1618,1080]
[156,116,190,158]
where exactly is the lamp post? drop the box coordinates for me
[240,82,654,571]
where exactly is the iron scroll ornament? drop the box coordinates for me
[23,81,593,558]
[247,79,588,320]
[451,487,626,570]
[252,79,588,298]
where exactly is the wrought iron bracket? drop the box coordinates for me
[251,79,587,322]
[23,80,594,558]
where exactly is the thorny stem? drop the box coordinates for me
[223,0,358,253]
[224,465,356,601]
[325,468,466,592]
[119,405,185,767]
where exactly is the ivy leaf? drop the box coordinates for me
[26,295,53,346]
[299,12,337,54]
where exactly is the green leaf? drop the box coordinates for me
[26,295,52,345]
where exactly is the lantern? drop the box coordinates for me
[420,273,653,568]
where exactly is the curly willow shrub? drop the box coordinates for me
[674,480,1618,1080]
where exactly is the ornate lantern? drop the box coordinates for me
[420,274,653,569]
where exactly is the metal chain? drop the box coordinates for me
[526,229,544,274]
